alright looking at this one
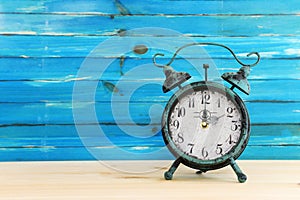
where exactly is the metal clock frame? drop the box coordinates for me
[153,42,260,183]
[162,81,250,182]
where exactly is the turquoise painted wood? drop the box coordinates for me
[1,14,300,37]
[0,0,299,161]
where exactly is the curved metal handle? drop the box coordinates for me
[153,42,260,68]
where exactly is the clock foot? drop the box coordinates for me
[230,158,247,183]
[164,158,181,180]
[164,171,173,180]
[237,173,247,183]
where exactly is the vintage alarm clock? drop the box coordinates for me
[153,43,260,183]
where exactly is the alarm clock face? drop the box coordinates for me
[162,81,249,169]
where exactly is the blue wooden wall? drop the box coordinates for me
[0,0,299,161]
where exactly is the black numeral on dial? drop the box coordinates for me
[187,143,195,154]
[175,133,184,144]
[177,107,186,117]
[216,143,223,155]
[172,120,180,129]
[227,107,234,118]
[201,92,210,104]
[231,120,241,131]
[202,147,208,158]
[188,97,195,108]
[226,134,237,145]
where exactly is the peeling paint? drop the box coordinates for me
[0,31,37,36]
[20,55,30,58]
[114,0,131,15]
[119,56,125,76]
[103,81,120,93]
[16,6,45,12]
[130,146,150,151]
[284,48,300,56]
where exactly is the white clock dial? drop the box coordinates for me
[168,87,244,160]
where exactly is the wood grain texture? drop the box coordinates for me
[1,0,300,14]
[0,80,299,102]
[0,57,300,80]
[1,36,299,57]
[0,0,299,161]
[1,14,300,37]
[0,161,299,199]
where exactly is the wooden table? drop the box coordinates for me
[0,160,299,199]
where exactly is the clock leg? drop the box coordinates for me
[164,158,181,180]
[230,158,247,183]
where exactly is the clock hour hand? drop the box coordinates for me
[200,109,211,128]
[194,110,219,128]
[199,89,211,128]
[194,110,223,127]
[202,110,209,120]
[193,110,210,120]
[192,111,209,128]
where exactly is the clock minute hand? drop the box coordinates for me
[216,114,225,120]
[211,114,225,125]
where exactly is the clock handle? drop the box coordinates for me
[153,42,260,68]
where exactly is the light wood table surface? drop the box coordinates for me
[0,160,299,199]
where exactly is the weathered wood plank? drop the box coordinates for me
[0,134,299,149]
[0,102,298,124]
[1,124,298,138]
[240,146,300,160]
[1,0,300,15]
[0,0,118,14]
[0,14,300,36]
[1,36,299,59]
[0,79,298,102]
[107,0,300,15]
[1,124,299,161]
[0,57,299,80]
[0,136,163,148]
[0,145,299,161]
[0,147,95,161]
